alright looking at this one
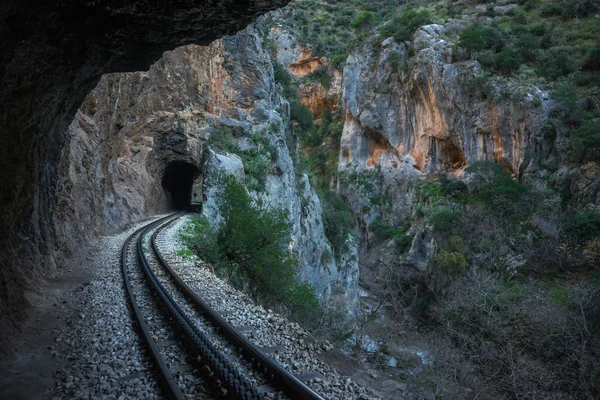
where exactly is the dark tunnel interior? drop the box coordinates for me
[161,161,200,210]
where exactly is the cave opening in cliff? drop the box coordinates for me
[161,161,201,210]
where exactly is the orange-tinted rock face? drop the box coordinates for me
[289,48,327,76]
[298,82,338,118]
[337,24,557,228]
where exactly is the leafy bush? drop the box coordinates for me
[184,215,221,265]
[389,50,403,69]
[241,152,270,192]
[215,176,319,312]
[290,100,314,130]
[564,209,600,243]
[494,46,523,73]
[465,161,527,207]
[536,48,579,80]
[440,175,468,199]
[330,53,347,69]
[430,209,458,231]
[350,10,375,30]
[306,66,332,89]
[457,26,488,57]
[320,189,355,258]
[378,9,432,43]
[371,217,395,243]
[209,126,238,153]
[570,119,600,162]
[433,249,466,276]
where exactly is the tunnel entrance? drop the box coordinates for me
[161,161,201,210]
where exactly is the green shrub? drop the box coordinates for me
[551,84,591,126]
[457,26,488,57]
[440,175,468,199]
[584,44,600,71]
[184,215,221,265]
[209,126,238,153]
[290,100,314,130]
[570,119,600,162]
[216,176,319,312]
[564,209,600,243]
[241,152,270,192]
[330,53,347,69]
[350,10,375,30]
[465,161,527,207]
[320,189,355,258]
[378,9,432,43]
[515,32,540,62]
[306,66,332,89]
[430,209,458,231]
[433,249,466,276]
[536,49,579,80]
[389,50,403,69]
[274,61,291,87]
[494,46,523,73]
[371,217,395,243]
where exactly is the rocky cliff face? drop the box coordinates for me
[338,23,557,228]
[269,25,341,118]
[0,0,291,344]
[56,25,359,308]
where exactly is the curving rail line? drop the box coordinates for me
[122,211,326,400]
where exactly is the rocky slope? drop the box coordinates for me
[55,25,359,309]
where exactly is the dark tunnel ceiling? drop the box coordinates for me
[161,162,200,210]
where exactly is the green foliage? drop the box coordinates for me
[290,100,314,131]
[536,48,579,80]
[551,84,591,126]
[389,50,403,69]
[320,189,355,259]
[433,249,466,276]
[377,9,432,43]
[305,66,332,89]
[571,119,600,162]
[215,176,319,312]
[430,209,458,231]
[183,215,221,265]
[564,209,600,243]
[209,126,238,153]
[494,46,524,73]
[350,10,375,30]
[274,61,292,87]
[241,152,271,192]
[548,285,571,306]
[457,26,487,57]
[465,161,527,207]
[298,107,344,185]
[330,53,347,70]
[440,175,468,199]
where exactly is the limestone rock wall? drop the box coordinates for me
[338,24,557,226]
[55,25,359,307]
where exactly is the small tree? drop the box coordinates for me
[350,11,375,30]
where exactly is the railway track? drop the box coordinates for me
[121,212,326,400]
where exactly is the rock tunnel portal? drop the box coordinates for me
[161,161,202,210]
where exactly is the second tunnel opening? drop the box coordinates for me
[161,161,201,210]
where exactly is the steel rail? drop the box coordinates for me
[151,213,326,400]
[137,213,263,399]
[120,214,186,400]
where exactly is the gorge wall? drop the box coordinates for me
[55,25,359,310]
[337,23,564,230]
[0,0,291,345]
